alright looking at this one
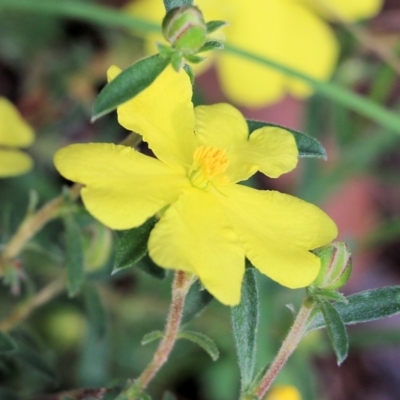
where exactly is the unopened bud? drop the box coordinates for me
[162,5,207,54]
[83,222,112,271]
[312,242,352,290]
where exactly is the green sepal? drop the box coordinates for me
[92,54,170,120]
[0,331,17,353]
[183,64,195,85]
[83,284,107,339]
[198,40,224,53]
[246,119,327,159]
[310,289,348,304]
[63,214,85,297]
[184,54,205,64]
[308,286,400,331]
[231,268,259,392]
[181,279,213,324]
[318,299,349,365]
[178,330,219,361]
[206,20,228,34]
[141,330,163,346]
[163,0,193,12]
[113,216,157,273]
[171,51,184,71]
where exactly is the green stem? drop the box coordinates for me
[248,297,316,399]
[117,271,194,399]
[1,0,400,133]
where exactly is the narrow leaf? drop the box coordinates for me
[198,40,224,53]
[312,289,348,303]
[141,330,163,346]
[231,268,259,391]
[183,64,194,85]
[181,280,213,325]
[92,54,170,120]
[83,284,107,339]
[136,254,167,280]
[319,299,348,365]
[206,20,228,34]
[163,0,193,12]
[63,215,85,297]
[247,120,327,159]
[0,331,17,353]
[178,330,219,361]
[113,217,157,273]
[308,286,400,331]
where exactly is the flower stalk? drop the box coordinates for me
[119,270,194,399]
[248,296,316,399]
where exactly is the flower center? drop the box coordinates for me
[188,145,229,189]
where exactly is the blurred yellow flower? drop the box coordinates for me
[266,385,302,400]
[0,97,34,178]
[54,66,337,305]
[126,0,382,106]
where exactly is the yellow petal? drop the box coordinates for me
[0,149,33,177]
[107,65,196,171]
[266,386,302,400]
[148,188,245,305]
[305,0,383,21]
[217,0,338,105]
[0,97,34,147]
[217,185,338,288]
[195,104,298,181]
[54,143,189,230]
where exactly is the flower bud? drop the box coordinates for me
[162,5,207,54]
[312,242,352,290]
[83,222,113,271]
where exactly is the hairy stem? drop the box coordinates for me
[250,297,316,399]
[119,271,194,399]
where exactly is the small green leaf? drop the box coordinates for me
[181,280,213,324]
[231,268,259,391]
[184,54,205,64]
[141,330,163,345]
[178,330,219,361]
[63,214,85,297]
[0,331,17,353]
[113,217,157,273]
[198,40,224,53]
[319,299,348,365]
[247,119,327,159]
[136,254,167,280]
[17,347,58,383]
[312,289,348,303]
[206,20,228,34]
[163,0,193,12]
[183,64,194,85]
[92,54,170,120]
[308,286,400,331]
[83,284,107,339]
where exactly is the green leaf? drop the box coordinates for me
[0,331,17,353]
[92,54,170,120]
[17,346,58,383]
[63,214,85,297]
[319,299,348,365]
[184,54,205,64]
[83,284,107,339]
[312,289,348,303]
[308,286,400,331]
[198,40,224,53]
[113,216,157,273]
[163,0,193,12]
[141,330,163,345]
[247,119,327,159]
[181,280,213,324]
[231,268,259,391]
[206,20,228,34]
[183,64,194,85]
[136,254,167,280]
[178,330,219,361]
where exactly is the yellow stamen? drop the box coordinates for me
[188,145,229,189]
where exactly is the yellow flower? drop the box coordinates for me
[0,97,34,178]
[54,66,337,305]
[266,385,302,400]
[126,0,382,107]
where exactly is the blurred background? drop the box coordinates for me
[1,0,400,399]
